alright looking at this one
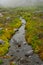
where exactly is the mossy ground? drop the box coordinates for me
[0,7,43,61]
[24,11,43,60]
[0,9,22,56]
[18,7,43,60]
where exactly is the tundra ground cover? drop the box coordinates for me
[0,8,22,56]
[20,9,43,60]
[0,7,43,61]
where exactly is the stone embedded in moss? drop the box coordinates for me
[0,39,5,45]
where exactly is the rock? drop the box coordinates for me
[0,39,4,45]
[20,58,29,64]
[23,42,27,45]
[6,17,11,21]
[25,50,33,57]
[14,28,19,32]
[29,56,32,58]
[0,13,3,17]
[0,28,3,30]
[20,58,24,61]
[18,44,21,48]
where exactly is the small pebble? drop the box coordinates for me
[23,42,27,45]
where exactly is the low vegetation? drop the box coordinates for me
[0,7,43,61]
[0,8,22,56]
[23,10,43,60]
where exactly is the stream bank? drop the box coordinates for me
[0,17,43,65]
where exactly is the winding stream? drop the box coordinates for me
[9,17,32,58]
[2,17,43,65]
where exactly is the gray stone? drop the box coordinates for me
[0,39,4,45]
[14,28,19,32]
[6,17,11,21]
[25,50,33,57]
[23,42,27,45]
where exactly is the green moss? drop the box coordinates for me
[0,59,3,64]
[0,30,4,35]
[24,10,43,59]
[0,9,22,56]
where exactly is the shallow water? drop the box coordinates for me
[1,17,43,65]
[9,17,43,65]
[13,17,26,42]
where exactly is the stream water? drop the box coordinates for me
[1,17,43,65]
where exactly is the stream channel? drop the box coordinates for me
[1,17,43,65]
